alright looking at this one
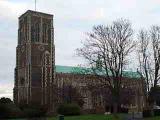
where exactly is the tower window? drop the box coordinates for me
[43,23,48,43]
[32,55,40,65]
[32,72,41,86]
[20,77,25,86]
[19,19,27,45]
[35,23,40,42]
[31,23,40,42]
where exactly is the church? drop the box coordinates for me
[14,10,146,113]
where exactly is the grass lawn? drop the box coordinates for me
[144,116,160,120]
[48,114,125,120]
[48,114,160,120]
[9,114,160,120]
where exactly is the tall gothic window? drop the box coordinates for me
[31,24,35,42]
[32,70,41,86]
[32,55,40,65]
[19,26,25,44]
[43,23,48,43]
[20,77,25,86]
[47,26,51,44]
[35,23,40,42]
[22,26,25,43]
[19,28,22,44]
[31,23,40,42]
[19,19,26,45]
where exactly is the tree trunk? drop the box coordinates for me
[113,102,119,119]
[111,88,119,114]
[113,102,118,114]
[150,102,155,117]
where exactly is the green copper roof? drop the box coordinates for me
[55,65,141,79]
[55,65,84,74]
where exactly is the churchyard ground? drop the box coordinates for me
[10,114,160,120]
[47,114,160,120]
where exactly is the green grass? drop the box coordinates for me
[9,114,160,120]
[144,116,160,120]
[48,114,125,120]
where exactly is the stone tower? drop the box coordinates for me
[14,10,55,110]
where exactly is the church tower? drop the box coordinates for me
[14,10,55,110]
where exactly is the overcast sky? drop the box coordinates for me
[1,0,160,99]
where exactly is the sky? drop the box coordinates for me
[1,0,160,99]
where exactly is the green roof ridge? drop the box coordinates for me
[55,65,141,79]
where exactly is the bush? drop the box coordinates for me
[119,107,128,113]
[0,103,23,118]
[0,104,8,118]
[7,104,23,118]
[0,97,23,118]
[154,109,160,116]
[0,97,12,104]
[20,104,47,118]
[57,103,80,115]
[81,109,96,114]
[23,108,42,118]
[0,101,47,119]
[143,109,152,118]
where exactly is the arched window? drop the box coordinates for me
[31,23,40,42]
[35,23,40,42]
[31,24,35,42]
[20,77,25,86]
[43,23,48,43]
[47,26,51,43]
[42,51,50,66]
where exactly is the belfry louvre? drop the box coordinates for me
[14,10,146,113]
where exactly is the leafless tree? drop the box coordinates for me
[137,26,160,107]
[150,26,160,87]
[77,18,135,113]
[137,29,152,92]
[138,26,160,88]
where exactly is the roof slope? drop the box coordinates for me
[55,65,141,79]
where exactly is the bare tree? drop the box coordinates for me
[138,26,160,89]
[77,18,135,113]
[137,26,160,108]
[150,26,160,87]
[137,29,151,92]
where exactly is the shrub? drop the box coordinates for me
[143,109,152,118]
[0,97,12,104]
[0,103,23,118]
[0,104,8,118]
[18,101,48,117]
[57,103,80,115]
[23,108,42,118]
[7,104,23,118]
[119,107,128,113]
[154,109,160,116]
[21,104,47,118]
[81,109,96,114]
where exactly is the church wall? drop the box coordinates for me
[55,72,146,112]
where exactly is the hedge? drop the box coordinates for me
[57,103,80,115]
